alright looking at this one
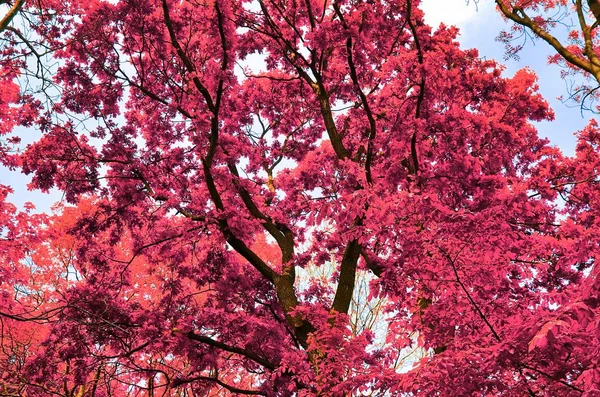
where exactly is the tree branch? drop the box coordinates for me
[161,0,216,112]
[332,1,377,184]
[171,375,266,395]
[182,331,277,371]
[438,246,501,341]
[330,239,361,314]
[0,0,24,33]
[495,0,600,82]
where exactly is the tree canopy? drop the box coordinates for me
[0,0,599,395]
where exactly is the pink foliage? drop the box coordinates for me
[0,0,599,395]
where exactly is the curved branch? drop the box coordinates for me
[495,0,600,82]
[161,0,216,112]
[256,0,350,160]
[0,0,24,33]
[332,1,377,184]
[438,246,501,341]
[576,0,600,68]
[360,247,383,277]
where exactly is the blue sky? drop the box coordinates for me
[2,1,593,212]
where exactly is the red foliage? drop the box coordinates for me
[0,0,599,395]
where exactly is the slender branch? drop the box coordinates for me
[256,0,350,160]
[161,0,216,112]
[0,306,64,323]
[406,0,423,176]
[332,1,377,184]
[182,331,276,370]
[437,246,540,395]
[519,363,584,393]
[438,246,501,341]
[227,161,293,262]
[214,2,228,111]
[171,375,266,395]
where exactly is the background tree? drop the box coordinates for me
[494,0,600,109]
[0,0,599,395]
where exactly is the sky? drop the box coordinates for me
[2,1,594,212]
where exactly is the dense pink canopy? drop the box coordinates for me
[0,0,599,395]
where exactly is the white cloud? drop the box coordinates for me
[420,0,493,33]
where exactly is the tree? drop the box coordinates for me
[494,0,600,109]
[1,0,599,395]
